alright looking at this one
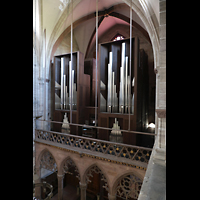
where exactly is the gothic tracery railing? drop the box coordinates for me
[35,129,152,165]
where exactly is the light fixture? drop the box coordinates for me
[148,123,155,128]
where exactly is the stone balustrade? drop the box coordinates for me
[35,128,152,170]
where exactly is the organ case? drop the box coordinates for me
[52,51,90,134]
[98,37,149,145]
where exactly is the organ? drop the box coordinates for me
[51,37,149,146]
[98,37,149,145]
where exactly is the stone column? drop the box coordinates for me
[157,0,166,150]
[79,182,87,200]
[108,193,116,200]
[154,0,166,160]
[57,173,64,200]
[34,166,41,199]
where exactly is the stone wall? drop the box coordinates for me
[156,0,166,150]
[138,1,166,199]
[35,142,146,199]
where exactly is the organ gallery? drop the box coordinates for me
[51,37,151,147]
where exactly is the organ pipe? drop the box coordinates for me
[104,42,134,114]
[60,57,64,109]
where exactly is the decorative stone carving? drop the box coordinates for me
[61,113,70,134]
[86,165,109,192]
[116,174,142,199]
[63,158,80,180]
[109,118,123,143]
[40,151,57,172]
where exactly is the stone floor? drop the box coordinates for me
[51,185,79,200]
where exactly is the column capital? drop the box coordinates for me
[79,182,87,200]
[57,173,65,179]
[79,182,87,189]
[108,193,116,200]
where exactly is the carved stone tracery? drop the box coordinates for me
[63,158,80,180]
[116,174,142,199]
[40,151,57,172]
[86,165,109,192]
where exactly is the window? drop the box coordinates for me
[112,34,125,41]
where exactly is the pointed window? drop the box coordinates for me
[112,34,125,41]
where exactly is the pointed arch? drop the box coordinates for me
[38,148,58,172]
[59,156,80,180]
[83,163,110,192]
[49,2,153,61]
[111,171,143,198]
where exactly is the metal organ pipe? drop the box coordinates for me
[125,55,128,113]
[129,2,133,130]
[112,71,115,112]
[69,60,72,110]
[61,57,64,109]
[95,0,98,126]
[70,0,73,123]
[107,52,112,112]
[107,52,118,113]
[63,75,66,109]
[119,43,125,113]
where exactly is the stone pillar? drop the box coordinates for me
[79,182,87,200]
[57,173,64,200]
[34,166,41,199]
[157,0,166,153]
[108,193,116,200]
[154,0,166,161]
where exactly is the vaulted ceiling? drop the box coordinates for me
[40,0,159,60]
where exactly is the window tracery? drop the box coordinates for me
[40,151,57,172]
[116,174,142,199]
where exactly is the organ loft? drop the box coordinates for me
[33,0,166,199]
[51,37,153,147]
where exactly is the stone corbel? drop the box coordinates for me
[156,109,166,118]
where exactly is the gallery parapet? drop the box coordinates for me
[34,119,154,170]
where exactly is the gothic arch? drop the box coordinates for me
[37,148,58,172]
[110,169,144,195]
[112,171,143,199]
[83,163,110,193]
[59,156,80,180]
[47,0,159,61]
[47,0,159,72]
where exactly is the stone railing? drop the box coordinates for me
[35,128,152,169]
[33,181,53,200]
